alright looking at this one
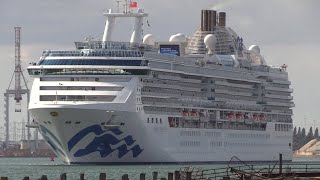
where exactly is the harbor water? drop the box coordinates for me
[0,157,319,179]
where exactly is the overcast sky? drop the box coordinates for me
[0,0,320,138]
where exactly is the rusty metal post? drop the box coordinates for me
[186,172,192,180]
[279,153,282,174]
[140,173,146,180]
[152,171,158,180]
[80,173,85,180]
[40,175,48,180]
[168,172,173,180]
[122,174,129,180]
[60,173,67,180]
[99,173,106,180]
[174,171,180,180]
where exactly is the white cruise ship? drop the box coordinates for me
[27,4,294,164]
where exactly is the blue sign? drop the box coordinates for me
[159,44,180,56]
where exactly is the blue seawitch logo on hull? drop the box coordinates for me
[68,125,143,158]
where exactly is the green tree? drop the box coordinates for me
[293,126,298,151]
[315,128,319,139]
[306,126,314,143]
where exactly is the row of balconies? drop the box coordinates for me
[265,86,293,93]
[215,81,254,89]
[265,94,294,100]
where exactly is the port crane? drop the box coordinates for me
[3,27,31,148]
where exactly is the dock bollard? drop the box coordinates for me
[80,173,85,180]
[174,171,180,180]
[23,177,30,180]
[122,174,129,180]
[139,173,146,180]
[186,172,192,180]
[40,175,48,180]
[152,171,158,180]
[0,177,8,180]
[168,172,173,180]
[99,173,106,180]
[60,173,67,180]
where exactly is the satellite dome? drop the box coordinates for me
[175,33,187,43]
[249,45,260,54]
[143,34,155,45]
[169,34,183,43]
[204,34,217,54]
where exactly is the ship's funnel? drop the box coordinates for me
[201,10,217,31]
[218,12,226,27]
[211,10,217,31]
[201,10,205,31]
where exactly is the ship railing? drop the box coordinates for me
[74,41,157,51]
[41,49,145,58]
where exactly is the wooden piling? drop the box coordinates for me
[168,172,173,180]
[186,172,192,180]
[60,173,67,180]
[0,177,8,180]
[99,173,106,180]
[160,178,166,180]
[122,174,129,180]
[80,173,85,180]
[23,177,30,180]
[174,171,180,180]
[152,171,158,180]
[40,175,48,180]
[139,173,146,180]
[279,153,283,174]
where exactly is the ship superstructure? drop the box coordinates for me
[27,4,294,164]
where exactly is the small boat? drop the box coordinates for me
[50,153,55,161]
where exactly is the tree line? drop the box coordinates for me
[293,126,319,151]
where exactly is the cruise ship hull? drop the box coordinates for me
[30,106,292,164]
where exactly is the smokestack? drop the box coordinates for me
[211,10,217,29]
[205,10,209,31]
[201,10,204,31]
[201,10,219,31]
[201,10,209,31]
[218,12,226,27]
[208,11,212,31]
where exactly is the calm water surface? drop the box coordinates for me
[0,157,319,180]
